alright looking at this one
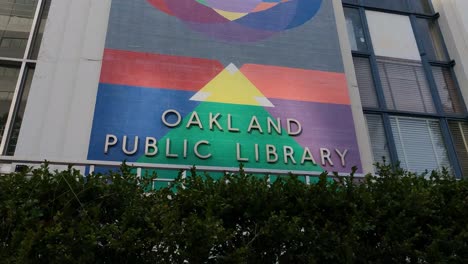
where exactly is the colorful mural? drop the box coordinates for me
[88,0,362,175]
[146,0,323,41]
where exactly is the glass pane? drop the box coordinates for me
[30,0,50,59]
[390,116,451,173]
[362,0,409,12]
[366,11,420,61]
[432,66,464,114]
[365,114,390,164]
[353,56,378,107]
[0,62,20,144]
[377,57,435,113]
[344,7,367,52]
[0,0,38,58]
[416,18,448,61]
[411,0,433,14]
[6,66,34,155]
[448,121,468,177]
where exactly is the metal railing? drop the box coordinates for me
[0,156,361,186]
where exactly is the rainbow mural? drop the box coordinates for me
[88,0,362,175]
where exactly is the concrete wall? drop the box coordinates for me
[14,0,111,162]
[432,0,468,106]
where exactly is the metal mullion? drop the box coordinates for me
[429,60,455,67]
[0,0,44,155]
[23,0,45,60]
[0,62,26,154]
[410,14,465,177]
[381,113,399,167]
[431,16,452,63]
[409,15,445,115]
[351,51,371,58]
[0,57,37,64]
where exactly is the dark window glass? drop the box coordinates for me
[448,121,468,177]
[0,0,38,58]
[377,57,435,113]
[344,7,368,52]
[6,65,34,155]
[365,114,390,164]
[0,62,20,144]
[353,56,378,107]
[432,66,464,114]
[416,18,448,61]
[30,0,50,59]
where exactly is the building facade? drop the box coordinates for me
[0,0,467,179]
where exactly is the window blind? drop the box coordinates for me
[354,57,378,108]
[365,114,390,164]
[390,116,451,173]
[432,66,464,114]
[377,57,436,113]
[448,121,468,176]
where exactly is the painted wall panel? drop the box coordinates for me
[87,0,363,174]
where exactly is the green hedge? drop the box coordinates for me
[1,163,467,263]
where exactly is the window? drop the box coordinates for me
[343,1,467,177]
[353,56,378,108]
[377,57,435,113]
[344,7,367,52]
[390,117,450,173]
[0,0,50,155]
[365,114,390,164]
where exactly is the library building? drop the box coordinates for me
[0,0,467,180]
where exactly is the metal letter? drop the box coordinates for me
[209,112,223,131]
[161,109,181,128]
[266,144,278,163]
[236,143,249,162]
[283,146,296,164]
[228,114,240,132]
[194,140,212,159]
[165,138,178,158]
[301,147,317,165]
[122,135,139,155]
[287,118,302,136]
[335,149,348,167]
[145,137,158,156]
[247,116,263,134]
[104,134,118,154]
[320,148,334,166]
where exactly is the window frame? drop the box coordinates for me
[343,0,468,178]
[0,0,49,155]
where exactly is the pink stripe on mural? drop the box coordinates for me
[99,49,224,91]
[240,64,350,105]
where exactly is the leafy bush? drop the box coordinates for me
[0,163,467,263]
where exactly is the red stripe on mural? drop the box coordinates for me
[100,49,224,91]
[240,64,350,105]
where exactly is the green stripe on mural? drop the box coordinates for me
[137,102,323,173]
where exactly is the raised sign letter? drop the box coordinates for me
[104,134,118,154]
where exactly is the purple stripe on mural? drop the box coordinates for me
[267,99,362,173]
[203,0,261,13]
